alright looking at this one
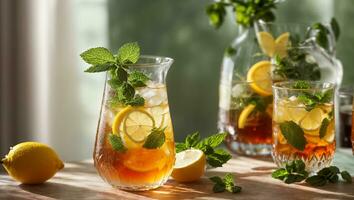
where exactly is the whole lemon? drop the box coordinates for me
[1,142,64,184]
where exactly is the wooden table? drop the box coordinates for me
[1,149,353,200]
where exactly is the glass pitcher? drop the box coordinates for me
[93,56,175,191]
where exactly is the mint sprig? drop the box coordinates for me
[176,132,231,167]
[108,134,127,153]
[272,160,352,186]
[279,121,307,151]
[143,127,166,149]
[210,173,242,193]
[80,42,149,107]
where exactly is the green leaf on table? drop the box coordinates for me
[210,173,241,194]
[128,71,149,88]
[272,168,288,180]
[341,171,352,183]
[206,149,232,168]
[195,132,227,149]
[272,160,308,184]
[279,121,307,151]
[319,118,330,139]
[108,134,127,152]
[306,175,327,186]
[80,47,115,65]
[117,42,140,64]
[331,18,340,41]
[84,63,115,73]
[143,127,166,149]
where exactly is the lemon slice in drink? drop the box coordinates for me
[257,31,275,57]
[112,106,155,144]
[171,149,206,182]
[299,108,324,131]
[247,61,272,96]
[274,32,290,58]
[238,104,256,129]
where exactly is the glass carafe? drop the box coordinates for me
[93,56,175,191]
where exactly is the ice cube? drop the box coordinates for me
[137,82,168,107]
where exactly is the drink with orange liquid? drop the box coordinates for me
[93,56,175,191]
[272,81,335,172]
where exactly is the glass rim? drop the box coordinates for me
[232,79,272,84]
[272,81,335,91]
[255,20,331,27]
[126,55,174,68]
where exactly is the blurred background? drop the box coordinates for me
[1,0,354,161]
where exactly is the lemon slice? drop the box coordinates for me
[123,148,167,172]
[275,32,290,58]
[287,106,308,124]
[322,120,335,143]
[112,106,155,143]
[171,149,206,182]
[238,104,256,129]
[257,31,275,57]
[247,61,272,96]
[299,108,324,131]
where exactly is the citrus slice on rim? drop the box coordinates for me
[247,60,272,96]
[257,31,275,57]
[299,108,324,131]
[275,32,290,58]
[171,149,206,182]
[112,106,155,143]
[238,104,256,129]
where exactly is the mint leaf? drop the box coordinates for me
[128,71,149,87]
[117,83,135,102]
[331,18,340,41]
[319,118,330,139]
[84,63,114,73]
[341,171,352,183]
[206,149,232,167]
[115,67,128,82]
[196,132,227,149]
[117,42,140,64]
[293,81,311,89]
[272,168,288,180]
[279,121,307,151]
[143,127,166,149]
[205,3,226,29]
[306,175,327,186]
[126,95,145,106]
[175,143,187,153]
[108,79,123,89]
[185,132,201,148]
[108,134,127,152]
[210,173,241,194]
[80,47,115,65]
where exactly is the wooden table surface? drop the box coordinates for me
[1,149,353,200]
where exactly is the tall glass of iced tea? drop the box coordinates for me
[93,56,175,191]
[272,81,335,172]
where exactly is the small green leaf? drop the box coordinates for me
[117,83,135,102]
[279,121,307,151]
[185,132,201,148]
[80,47,115,65]
[293,81,311,89]
[196,132,227,149]
[205,3,226,29]
[212,183,226,193]
[306,175,327,186]
[128,71,150,87]
[116,67,128,82]
[230,186,242,193]
[272,168,288,180]
[331,18,340,41]
[108,79,123,89]
[341,171,352,183]
[284,174,307,184]
[117,42,140,64]
[319,118,330,138]
[224,46,237,57]
[143,127,166,149]
[84,63,114,73]
[108,134,127,152]
[175,143,187,153]
[209,176,224,185]
[126,95,145,106]
[328,174,339,183]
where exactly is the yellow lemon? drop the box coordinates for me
[247,60,272,96]
[112,106,155,148]
[274,32,290,58]
[300,108,324,131]
[1,142,64,184]
[257,31,275,57]
[171,149,206,182]
[238,104,256,129]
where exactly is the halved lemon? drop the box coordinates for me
[247,61,272,96]
[299,108,324,131]
[123,148,167,172]
[171,149,206,182]
[112,106,155,145]
[257,31,275,57]
[238,104,256,129]
[274,32,290,58]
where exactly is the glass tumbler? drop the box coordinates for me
[272,81,335,172]
[93,56,175,191]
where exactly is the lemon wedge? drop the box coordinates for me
[299,108,324,131]
[257,31,275,57]
[171,149,206,182]
[274,32,290,58]
[247,60,272,96]
[238,104,256,129]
